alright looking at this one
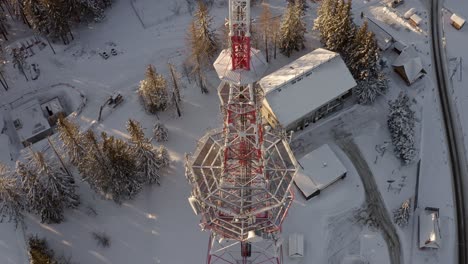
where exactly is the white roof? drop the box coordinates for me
[295,144,347,197]
[419,209,441,249]
[410,14,422,25]
[260,48,356,127]
[451,13,466,26]
[288,233,304,257]
[213,48,268,85]
[10,99,50,142]
[366,19,393,50]
[392,46,426,84]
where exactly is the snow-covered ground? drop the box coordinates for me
[0,0,458,263]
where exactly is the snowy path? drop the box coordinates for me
[337,139,401,264]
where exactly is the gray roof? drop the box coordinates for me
[260,48,356,127]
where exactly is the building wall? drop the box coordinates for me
[262,90,353,132]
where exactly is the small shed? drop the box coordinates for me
[294,144,347,200]
[419,207,441,249]
[40,97,65,126]
[10,99,53,146]
[409,14,422,27]
[288,233,304,258]
[450,13,466,30]
[392,47,426,85]
[404,8,417,19]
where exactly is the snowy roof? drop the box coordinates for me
[419,209,441,249]
[213,48,268,85]
[392,46,426,84]
[260,48,356,127]
[0,134,10,164]
[294,144,347,198]
[10,99,51,143]
[451,13,466,26]
[366,18,393,50]
[410,14,422,25]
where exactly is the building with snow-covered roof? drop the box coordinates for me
[392,46,426,85]
[10,99,53,146]
[419,207,441,249]
[450,13,466,30]
[259,48,356,132]
[366,17,394,51]
[294,144,347,200]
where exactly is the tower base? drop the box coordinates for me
[207,233,283,264]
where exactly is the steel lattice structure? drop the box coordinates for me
[186,1,298,263]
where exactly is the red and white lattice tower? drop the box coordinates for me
[186,1,298,263]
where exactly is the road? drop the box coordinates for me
[431,0,468,263]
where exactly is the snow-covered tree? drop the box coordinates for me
[314,0,334,47]
[393,199,411,227]
[153,122,168,142]
[187,1,217,93]
[168,63,182,116]
[57,116,85,166]
[279,0,306,57]
[328,0,355,55]
[388,93,416,164]
[139,65,169,114]
[155,145,170,169]
[354,71,388,104]
[101,132,142,202]
[78,129,114,195]
[259,3,272,62]
[0,163,24,225]
[127,119,161,185]
[22,150,79,224]
[193,0,217,60]
[11,48,28,81]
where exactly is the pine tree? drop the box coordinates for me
[12,48,28,81]
[388,92,416,164]
[348,22,388,104]
[16,160,43,218]
[326,0,355,55]
[24,150,79,224]
[279,0,306,57]
[101,132,142,202]
[393,199,411,227]
[168,63,182,116]
[193,0,217,60]
[79,129,113,195]
[138,65,169,114]
[127,119,161,185]
[187,1,217,93]
[155,145,170,168]
[0,163,24,225]
[153,122,168,142]
[259,3,272,62]
[314,0,335,47]
[57,116,85,166]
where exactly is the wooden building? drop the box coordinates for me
[259,48,356,132]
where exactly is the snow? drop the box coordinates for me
[260,48,356,128]
[0,0,460,263]
[295,144,347,199]
[0,134,11,164]
[9,99,51,144]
